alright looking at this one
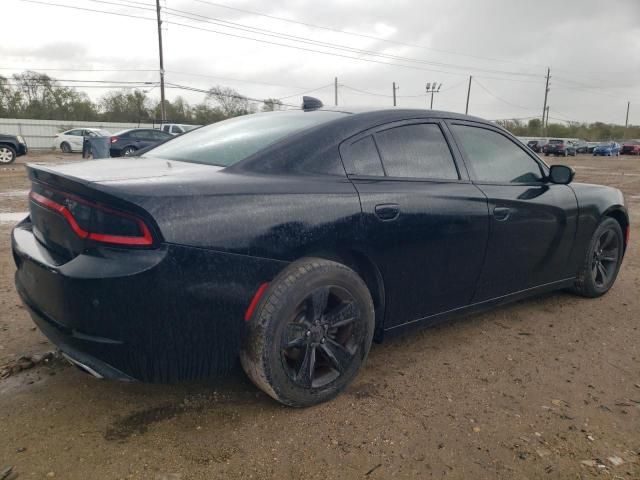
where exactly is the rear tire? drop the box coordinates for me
[0,145,17,164]
[60,142,71,153]
[240,257,375,407]
[572,218,624,298]
[122,146,136,157]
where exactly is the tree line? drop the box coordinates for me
[0,71,637,140]
[0,71,283,124]
[497,118,639,141]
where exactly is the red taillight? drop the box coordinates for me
[110,136,118,144]
[29,189,154,247]
[244,283,269,321]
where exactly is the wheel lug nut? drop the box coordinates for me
[321,338,325,344]
[306,331,311,337]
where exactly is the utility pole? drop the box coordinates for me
[155,0,166,123]
[541,67,550,136]
[392,82,399,106]
[334,77,338,106]
[545,106,550,130]
[426,82,442,109]
[624,101,630,139]
[465,75,472,115]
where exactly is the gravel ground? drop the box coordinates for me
[0,152,638,479]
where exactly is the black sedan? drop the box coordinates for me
[109,128,173,157]
[12,100,629,407]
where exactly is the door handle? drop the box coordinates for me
[493,206,511,221]
[375,203,400,221]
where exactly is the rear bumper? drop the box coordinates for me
[12,219,287,382]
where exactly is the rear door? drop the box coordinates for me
[448,121,578,301]
[341,120,489,329]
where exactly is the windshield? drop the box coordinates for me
[145,110,348,167]
[181,125,200,132]
[549,139,563,144]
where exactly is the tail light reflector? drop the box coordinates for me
[29,187,153,247]
[110,136,118,143]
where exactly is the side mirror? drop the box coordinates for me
[548,164,575,184]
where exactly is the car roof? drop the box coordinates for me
[319,105,488,123]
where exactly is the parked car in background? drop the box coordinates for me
[593,142,621,156]
[13,102,629,407]
[160,123,201,135]
[526,139,546,153]
[587,142,599,153]
[110,128,173,157]
[574,140,589,154]
[53,128,111,153]
[0,133,28,164]
[544,139,576,156]
[620,140,640,155]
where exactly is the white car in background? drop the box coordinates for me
[53,128,111,153]
[160,123,201,135]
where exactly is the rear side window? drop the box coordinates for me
[374,124,458,180]
[148,110,347,167]
[451,124,543,183]
[342,135,384,176]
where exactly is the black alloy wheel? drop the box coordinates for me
[573,217,624,298]
[281,285,363,389]
[240,257,375,407]
[60,142,71,153]
[591,228,620,289]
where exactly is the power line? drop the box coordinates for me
[277,84,333,100]
[473,78,538,112]
[183,0,552,72]
[16,0,547,82]
[158,4,543,79]
[164,82,301,108]
[0,67,158,73]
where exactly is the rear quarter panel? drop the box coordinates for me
[102,172,363,261]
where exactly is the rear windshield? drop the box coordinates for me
[145,110,348,167]
[549,139,563,144]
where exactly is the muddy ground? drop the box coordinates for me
[0,151,638,479]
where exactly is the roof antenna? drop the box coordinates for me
[302,96,323,111]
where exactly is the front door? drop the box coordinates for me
[341,120,490,328]
[448,121,578,301]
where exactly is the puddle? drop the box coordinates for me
[0,212,28,224]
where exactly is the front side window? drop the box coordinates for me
[66,129,82,136]
[451,124,543,183]
[373,124,458,180]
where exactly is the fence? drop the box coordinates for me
[0,118,156,150]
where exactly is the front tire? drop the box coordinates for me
[0,145,17,164]
[240,258,375,407]
[572,218,624,298]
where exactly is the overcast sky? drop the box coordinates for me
[3,0,640,124]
